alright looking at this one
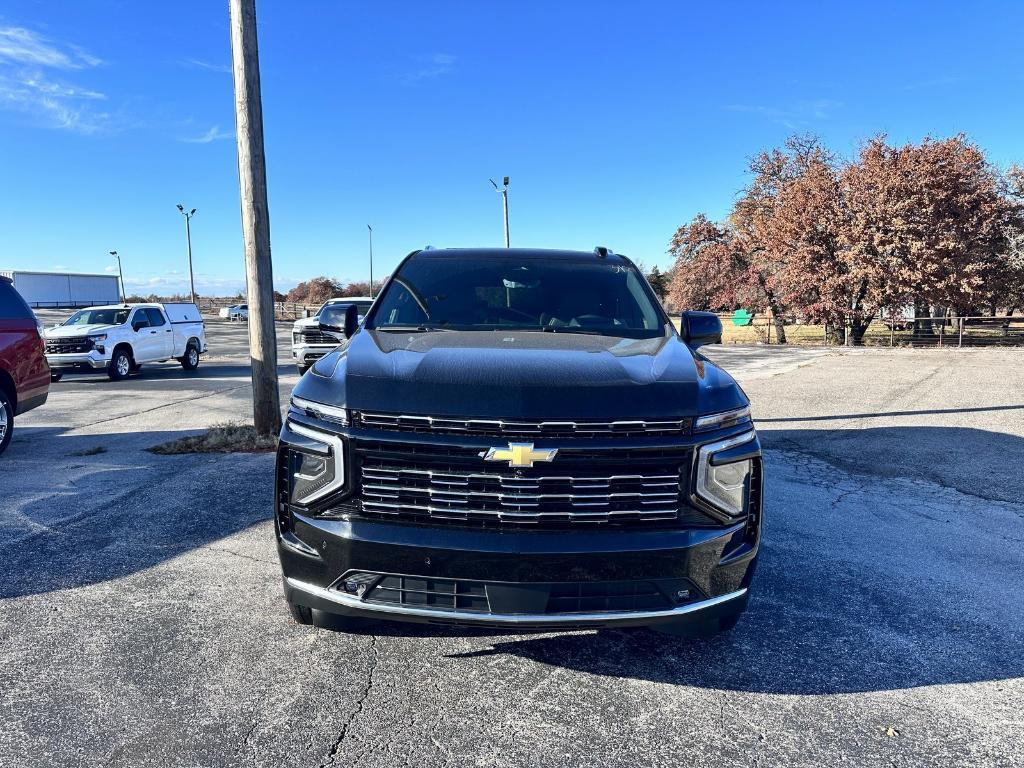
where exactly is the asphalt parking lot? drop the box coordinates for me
[2,316,1022,767]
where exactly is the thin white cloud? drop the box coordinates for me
[52,264,69,271]
[179,124,234,144]
[724,99,842,129]
[180,58,231,74]
[0,25,111,133]
[0,26,103,69]
[400,53,456,84]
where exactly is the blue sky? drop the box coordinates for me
[1,1,1022,296]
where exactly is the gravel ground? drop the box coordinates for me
[1,324,1022,767]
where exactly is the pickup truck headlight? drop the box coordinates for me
[284,421,346,505]
[694,431,756,518]
[694,405,751,432]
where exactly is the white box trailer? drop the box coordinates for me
[0,271,120,308]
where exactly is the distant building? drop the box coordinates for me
[0,270,121,308]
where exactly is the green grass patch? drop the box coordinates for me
[148,422,278,454]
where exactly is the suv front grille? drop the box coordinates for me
[45,337,94,354]
[352,411,692,439]
[294,329,336,345]
[360,464,682,524]
[345,438,715,528]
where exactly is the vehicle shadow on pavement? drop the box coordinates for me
[0,427,274,601]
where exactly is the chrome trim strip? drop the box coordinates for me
[359,500,678,519]
[286,577,747,625]
[361,466,678,483]
[291,396,348,425]
[354,411,692,435]
[694,405,752,432]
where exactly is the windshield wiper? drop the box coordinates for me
[540,326,605,335]
[374,325,449,333]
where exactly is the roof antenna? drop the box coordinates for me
[594,246,611,259]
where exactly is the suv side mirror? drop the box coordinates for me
[132,320,146,332]
[319,304,359,340]
[680,311,723,348]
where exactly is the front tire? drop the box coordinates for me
[50,372,63,382]
[107,348,132,381]
[181,343,200,371]
[0,389,13,455]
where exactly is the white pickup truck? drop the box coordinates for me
[43,303,208,381]
[291,296,373,374]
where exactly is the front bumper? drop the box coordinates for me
[292,342,338,365]
[46,351,108,370]
[278,512,759,630]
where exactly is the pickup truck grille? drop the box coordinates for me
[45,337,94,354]
[352,411,692,439]
[293,329,336,345]
[347,439,713,528]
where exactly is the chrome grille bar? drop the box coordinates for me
[357,463,682,524]
[353,411,692,438]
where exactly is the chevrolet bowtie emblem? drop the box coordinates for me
[479,442,558,468]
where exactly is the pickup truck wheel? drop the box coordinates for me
[0,389,12,455]
[108,349,132,381]
[181,343,200,371]
[50,372,63,382]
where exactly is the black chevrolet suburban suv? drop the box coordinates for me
[276,247,761,636]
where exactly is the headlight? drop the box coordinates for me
[695,405,751,432]
[284,420,346,505]
[290,395,348,426]
[694,431,756,518]
[89,333,108,342]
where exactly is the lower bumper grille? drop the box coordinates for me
[345,573,689,615]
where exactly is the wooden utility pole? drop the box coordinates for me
[229,0,280,437]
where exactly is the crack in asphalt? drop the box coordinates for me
[319,634,379,768]
[237,718,260,768]
[200,545,274,565]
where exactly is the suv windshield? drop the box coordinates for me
[64,308,130,326]
[367,255,665,338]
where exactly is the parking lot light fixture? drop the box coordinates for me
[109,251,125,302]
[488,177,510,247]
[177,204,198,304]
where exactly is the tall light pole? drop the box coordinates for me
[489,176,510,247]
[176,204,198,304]
[109,251,125,302]
[367,224,374,295]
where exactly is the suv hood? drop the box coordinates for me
[43,324,116,338]
[293,329,746,421]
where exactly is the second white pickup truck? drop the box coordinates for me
[43,302,208,381]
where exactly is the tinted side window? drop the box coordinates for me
[145,308,166,326]
[0,282,34,320]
